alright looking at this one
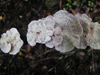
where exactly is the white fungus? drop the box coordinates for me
[27,16,55,46]
[75,13,92,49]
[27,10,100,53]
[0,28,23,55]
[55,36,74,53]
[86,22,100,49]
[54,10,83,36]
[45,26,63,48]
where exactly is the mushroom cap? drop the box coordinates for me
[9,37,23,55]
[43,17,55,30]
[0,28,23,55]
[86,22,100,49]
[75,35,87,49]
[61,29,80,47]
[75,13,91,35]
[55,36,74,53]
[44,15,54,20]
[46,36,63,48]
[54,10,83,36]
[27,20,41,46]
[75,13,92,49]
[27,29,37,46]
[27,17,55,46]
[45,25,63,48]
[36,19,54,44]
[0,41,11,53]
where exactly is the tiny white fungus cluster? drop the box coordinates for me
[0,28,23,55]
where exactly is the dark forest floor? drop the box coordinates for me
[1,0,100,75]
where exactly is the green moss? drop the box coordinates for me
[63,8,66,10]
[88,3,90,6]
[88,1,94,7]
[68,0,71,3]
[69,8,72,11]
[94,17,100,20]
[88,1,91,4]
[91,2,94,6]
[66,3,70,6]
[90,8,93,10]
[72,2,78,6]
[87,50,91,56]
[69,5,71,8]
[45,0,56,9]
[22,23,27,29]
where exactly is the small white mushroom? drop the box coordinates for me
[0,28,23,55]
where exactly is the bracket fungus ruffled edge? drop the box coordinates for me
[27,10,83,53]
[27,10,100,53]
[27,16,55,46]
[75,13,92,49]
[1,10,100,55]
[86,22,100,49]
[0,28,23,55]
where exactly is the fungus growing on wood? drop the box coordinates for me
[55,36,75,53]
[27,10,83,53]
[86,22,100,49]
[27,10,100,53]
[75,13,92,49]
[0,28,23,55]
[54,10,83,36]
[27,16,55,46]
[45,26,63,48]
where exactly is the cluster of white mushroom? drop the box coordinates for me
[27,10,100,53]
[0,10,100,55]
[0,28,23,55]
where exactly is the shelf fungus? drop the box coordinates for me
[75,13,92,49]
[27,16,55,46]
[0,28,23,55]
[53,10,83,36]
[86,22,100,49]
[45,26,63,48]
[27,10,100,53]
